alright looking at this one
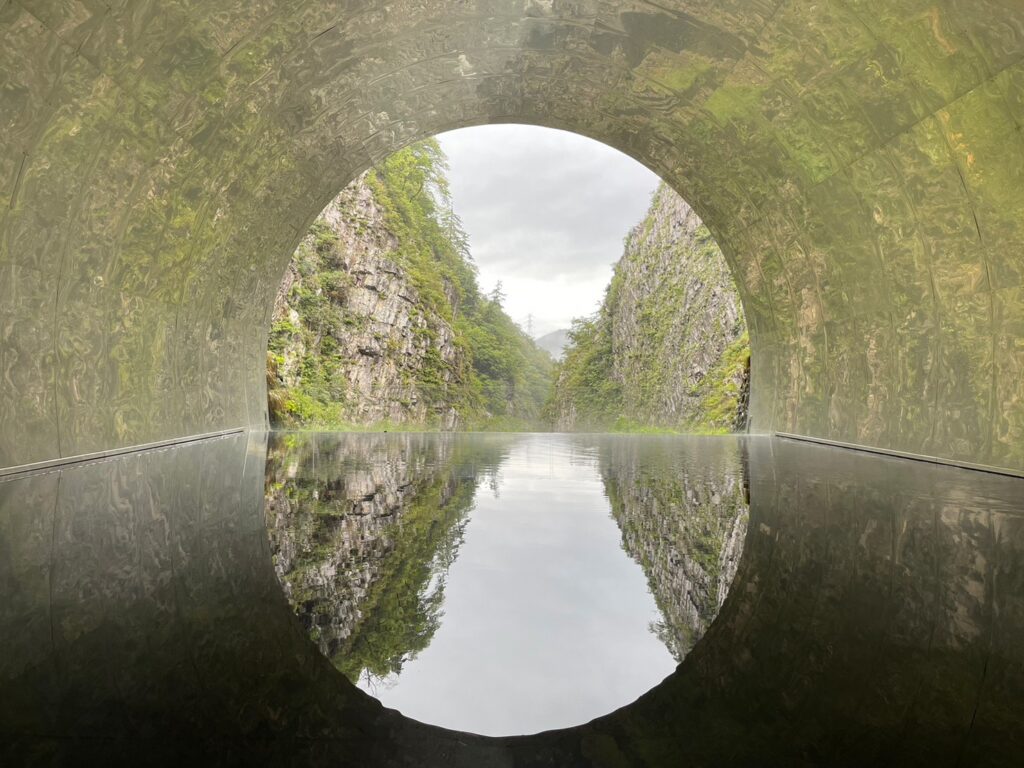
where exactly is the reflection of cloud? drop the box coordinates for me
[436,125,660,334]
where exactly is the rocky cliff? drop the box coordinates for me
[551,183,750,432]
[269,180,463,428]
[267,141,553,430]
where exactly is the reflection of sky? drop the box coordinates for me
[359,434,676,736]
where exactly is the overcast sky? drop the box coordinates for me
[435,125,660,337]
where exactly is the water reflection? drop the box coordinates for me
[597,436,748,660]
[264,433,507,687]
[2,433,1023,765]
[265,433,746,734]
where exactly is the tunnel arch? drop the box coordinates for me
[2,0,1023,473]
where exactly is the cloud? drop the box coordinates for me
[436,125,660,334]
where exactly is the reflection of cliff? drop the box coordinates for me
[599,437,748,660]
[264,433,509,683]
[603,436,1024,768]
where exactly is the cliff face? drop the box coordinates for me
[269,179,463,428]
[599,438,749,660]
[551,183,750,432]
[267,141,553,430]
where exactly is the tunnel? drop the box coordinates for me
[3,1,1024,765]
[3,0,1024,476]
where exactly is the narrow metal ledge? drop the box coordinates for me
[0,428,247,481]
[775,432,1024,480]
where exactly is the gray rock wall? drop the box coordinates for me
[269,175,462,429]
[611,184,747,425]
[264,433,463,672]
[599,437,749,660]
[553,184,750,432]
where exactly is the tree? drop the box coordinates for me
[489,281,505,308]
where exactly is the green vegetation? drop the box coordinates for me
[599,439,749,660]
[267,141,553,430]
[551,318,749,435]
[269,153,747,436]
[687,332,751,434]
[267,220,354,426]
[543,296,622,431]
[333,473,475,683]
[547,185,750,434]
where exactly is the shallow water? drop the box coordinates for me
[265,432,748,734]
[3,431,1024,766]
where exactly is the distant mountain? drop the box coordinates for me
[535,328,570,360]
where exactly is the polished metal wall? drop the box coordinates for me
[1,1,1023,471]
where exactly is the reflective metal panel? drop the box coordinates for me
[1,1,1023,470]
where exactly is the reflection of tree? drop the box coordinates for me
[598,437,749,661]
[264,433,511,685]
[331,472,474,684]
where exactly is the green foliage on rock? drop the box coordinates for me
[333,473,475,682]
[265,433,513,687]
[267,141,553,430]
[598,437,748,660]
[548,183,750,434]
[542,303,622,431]
[687,332,751,434]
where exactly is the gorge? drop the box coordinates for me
[266,141,553,431]
[268,142,750,435]
[265,432,750,733]
[551,182,750,433]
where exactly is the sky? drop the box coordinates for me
[435,125,661,338]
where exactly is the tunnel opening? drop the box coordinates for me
[3,0,1021,474]
[260,124,752,734]
[263,124,750,437]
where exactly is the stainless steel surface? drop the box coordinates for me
[0,426,245,479]
[776,431,1024,479]
[2,1,1024,469]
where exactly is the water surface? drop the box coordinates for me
[4,431,1024,766]
[264,432,748,734]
